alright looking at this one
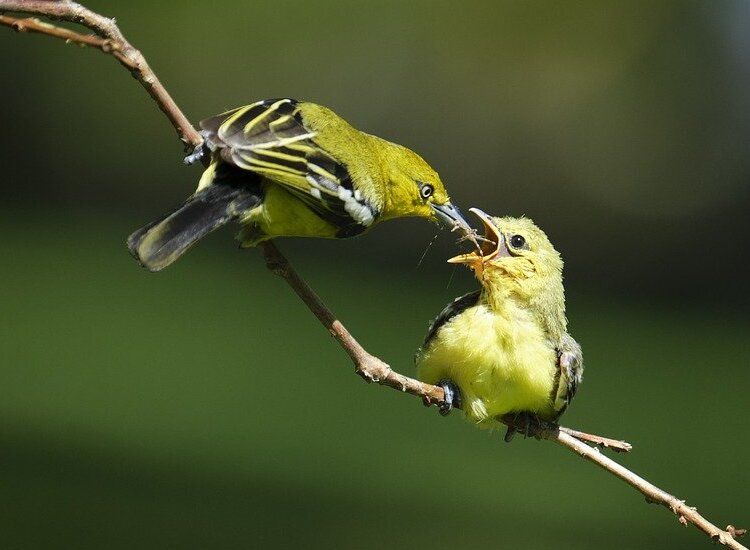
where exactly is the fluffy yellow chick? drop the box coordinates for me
[415,208,582,437]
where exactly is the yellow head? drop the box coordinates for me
[449,208,567,338]
[375,139,470,233]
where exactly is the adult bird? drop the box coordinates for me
[415,209,583,439]
[128,98,471,271]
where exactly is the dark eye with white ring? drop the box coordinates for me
[419,184,434,200]
[510,234,526,248]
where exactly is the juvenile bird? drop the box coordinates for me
[415,209,582,438]
[128,98,470,271]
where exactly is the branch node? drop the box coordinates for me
[355,355,392,383]
[670,500,685,515]
[728,526,747,539]
[100,38,119,53]
[713,532,729,545]
[355,366,374,383]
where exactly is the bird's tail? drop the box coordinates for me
[127,181,261,272]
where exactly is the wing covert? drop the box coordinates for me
[200,99,378,236]
[551,333,584,418]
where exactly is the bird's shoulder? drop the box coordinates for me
[420,290,482,353]
[198,99,380,236]
[297,103,383,181]
[200,98,310,150]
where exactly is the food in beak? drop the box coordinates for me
[448,208,501,265]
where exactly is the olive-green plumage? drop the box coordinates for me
[416,209,583,427]
[127,98,468,271]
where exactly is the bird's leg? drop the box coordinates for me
[503,414,519,443]
[183,142,206,165]
[504,412,545,443]
[437,379,462,416]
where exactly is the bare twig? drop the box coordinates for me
[0,2,201,148]
[558,425,632,452]
[1,14,107,47]
[1,3,744,547]
[557,432,747,549]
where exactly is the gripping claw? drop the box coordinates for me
[438,379,461,416]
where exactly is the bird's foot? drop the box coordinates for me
[503,412,545,443]
[183,142,206,165]
[437,379,461,416]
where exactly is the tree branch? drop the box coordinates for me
[558,432,747,548]
[0,2,201,148]
[2,2,745,547]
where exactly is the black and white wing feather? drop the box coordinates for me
[200,99,377,236]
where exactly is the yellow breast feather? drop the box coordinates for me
[417,300,557,425]
[416,209,583,429]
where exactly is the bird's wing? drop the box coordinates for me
[200,99,377,236]
[551,333,584,418]
[419,291,482,354]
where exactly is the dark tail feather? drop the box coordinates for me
[127,183,260,272]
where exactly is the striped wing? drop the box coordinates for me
[200,99,377,236]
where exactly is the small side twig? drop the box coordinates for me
[1,3,744,547]
[0,2,201,148]
[1,14,106,48]
[558,426,632,452]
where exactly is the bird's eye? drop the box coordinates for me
[510,234,526,248]
[419,184,434,200]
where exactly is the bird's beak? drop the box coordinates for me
[430,202,473,235]
[447,208,509,265]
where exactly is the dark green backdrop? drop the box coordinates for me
[1,1,748,548]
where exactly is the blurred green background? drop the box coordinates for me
[1,1,748,548]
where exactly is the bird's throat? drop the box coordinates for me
[479,275,517,315]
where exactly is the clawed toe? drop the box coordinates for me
[504,412,544,443]
[184,143,207,165]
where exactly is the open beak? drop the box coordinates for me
[430,202,473,235]
[447,208,508,265]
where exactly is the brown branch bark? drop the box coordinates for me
[0,2,201,148]
[558,432,747,548]
[1,2,745,547]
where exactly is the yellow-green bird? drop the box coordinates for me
[416,209,582,438]
[127,98,470,271]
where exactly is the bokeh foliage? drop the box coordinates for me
[1,1,748,548]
